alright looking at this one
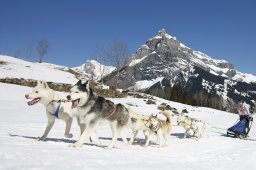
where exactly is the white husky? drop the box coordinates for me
[25,81,100,143]
[145,111,172,147]
[177,112,208,139]
[127,107,155,146]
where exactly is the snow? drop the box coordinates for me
[233,71,256,84]
[140,44,150,49]
[193,51,256,83]
[165,34,177,40]
[72,60,115,80]
[130,77,164,91]
[180,43,190,49]
[152,35,162,39]
[129,56,147,67]
[1,82,256,170]
[0,55,78,84]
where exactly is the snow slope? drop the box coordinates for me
[1,83,256,170]
[0,55,78,84]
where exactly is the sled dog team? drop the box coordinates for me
[25,80,208,149]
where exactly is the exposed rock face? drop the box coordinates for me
[0,78,71,92]
[103,29,256,107]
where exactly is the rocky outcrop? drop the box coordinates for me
[0,78,71,92]
[0,78,127,98]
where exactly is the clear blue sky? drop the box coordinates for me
[0,0,255,75]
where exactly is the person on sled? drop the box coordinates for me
[227,100,254,138]
[237,100,251,121]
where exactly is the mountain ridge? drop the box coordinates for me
[103,29,256,109]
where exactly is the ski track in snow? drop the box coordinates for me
[1,83,256,170]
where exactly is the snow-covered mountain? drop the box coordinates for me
[0,55,78,84]
[104,29,256,107]
[72,60,115,81]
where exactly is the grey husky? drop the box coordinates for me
[67,80,131,149]
[25,81,100,144]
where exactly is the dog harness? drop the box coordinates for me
[148,122,160,135]
[50,99,69,118]
[105,105,117,118]
[53,103,61,118]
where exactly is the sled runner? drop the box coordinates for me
[227,116,253,139]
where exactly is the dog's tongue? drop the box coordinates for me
[71,99,79,109]
[27,98,40,106]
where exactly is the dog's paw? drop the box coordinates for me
[106,145,114,150]
[93,140,101,146]
[69,142,82,148]
[68,143,76,147]
[36,136,46,141]
[64,133,73,138]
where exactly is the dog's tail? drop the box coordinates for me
[161,110,172,125]
[127,106,140,119]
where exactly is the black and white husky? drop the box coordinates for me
[67,80,131,149]
[25,81,100,144]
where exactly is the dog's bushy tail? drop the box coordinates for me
[127,106,140,119]
[161,110,172,125]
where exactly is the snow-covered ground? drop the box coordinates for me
[0,55,78,84]
[1,82,256,170]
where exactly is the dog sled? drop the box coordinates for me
[227,116,253,139]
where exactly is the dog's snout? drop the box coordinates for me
[25,94,29,99]
[66,95,71,100]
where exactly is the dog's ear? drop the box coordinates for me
[85,81,90,91]
[151,113,157,118]
[76,80,82,85]
[36,81,42,87]
[42,82,50,89]
[40,81,49,89]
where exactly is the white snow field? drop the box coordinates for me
[0,55,78,84]
[1,83,256,170]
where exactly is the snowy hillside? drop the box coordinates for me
[0,55,78,84]
[1,82,256,170]
[72,60,115,81]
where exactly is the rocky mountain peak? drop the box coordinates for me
[157,28,175,39]
[158,28,167,35]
